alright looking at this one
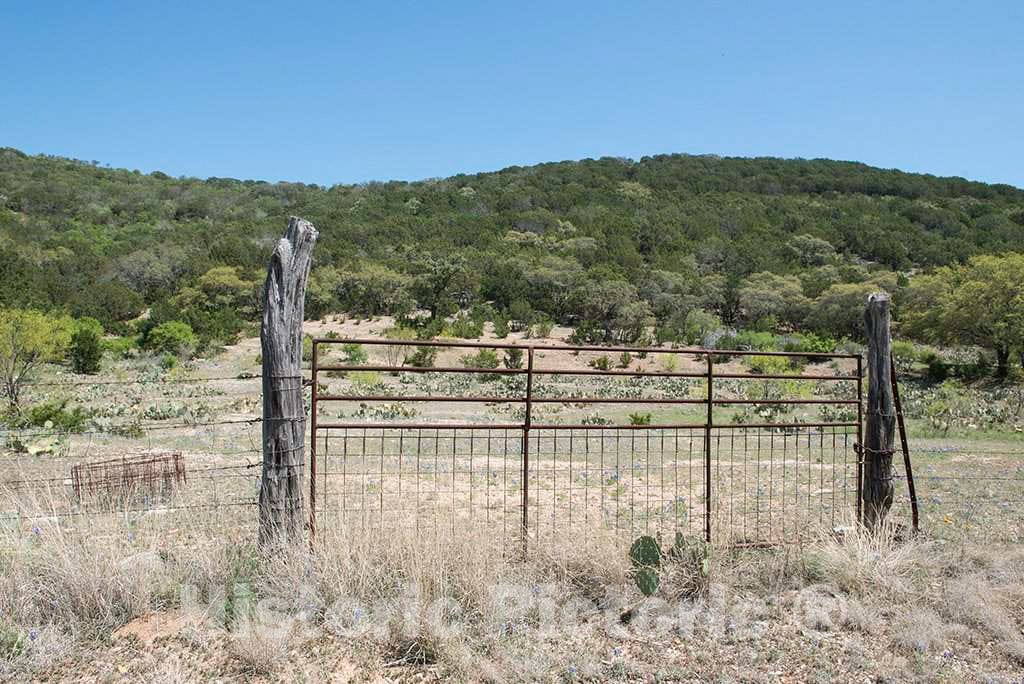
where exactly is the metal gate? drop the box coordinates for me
[309,338,862,545]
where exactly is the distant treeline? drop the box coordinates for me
[2,147,1023,353]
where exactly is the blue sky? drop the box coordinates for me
[3,1,1022,187]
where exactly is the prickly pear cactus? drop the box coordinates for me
[629,535,662,568]
[634,567,660,596]
[629,535,662,596]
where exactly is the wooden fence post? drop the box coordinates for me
[259,216,318,546]
[862,292,895,528]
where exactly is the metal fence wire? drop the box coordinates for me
[310,338,865,545]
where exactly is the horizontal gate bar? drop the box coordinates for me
[315,364,857,382]
[313,337,861,360]
[314,394,858,405]
[311,420,858,431]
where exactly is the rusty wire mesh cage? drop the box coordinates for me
[71,451,187,509]
[310,339,865,545]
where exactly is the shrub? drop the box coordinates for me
[406,346,437,368]
[445,316,484,339]
[629,412,652,426]
[469,303,496,324]
[341,343,368,365]
[383,325,418,367]
[923,352,949,382]
[15,399,92,432]
[781,332,837,355]
[503,348,524,369]
[350,371,383,392]
[745,355,793,375]
[102,335,140,358]
[70,327,103,374]
[145,321,198,356]
[529,317,555,339]
[618,352,633,368]
[492,316,510,339]
[460,349,499,369]
[590,355,612,371]
[734,330,778,351]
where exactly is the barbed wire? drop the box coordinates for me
[1,416,264,439]
[22,374,266,387]
[0,499,257,522]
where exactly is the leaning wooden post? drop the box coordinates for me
[862,292,895,528]
[259,216,318,546]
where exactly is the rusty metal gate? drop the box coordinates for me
[309,338,863,545]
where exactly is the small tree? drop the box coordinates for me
[904,253,1024,377]
[70,327,103,375]
[0,310,73,409]
[146,320,198,356]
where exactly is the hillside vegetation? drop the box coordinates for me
[2,147,1023,362]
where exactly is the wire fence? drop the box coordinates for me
[1,360,1023,546]
[890,445,1024,543]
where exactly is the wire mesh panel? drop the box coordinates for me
[310,338,865,545]
[710,425,859,544]
[526,426,706,542]
[314,426,525,538]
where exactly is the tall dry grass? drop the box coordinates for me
[2,486,1024,681]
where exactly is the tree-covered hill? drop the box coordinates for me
[2,146,1023,348]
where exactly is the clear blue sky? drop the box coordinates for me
[3,1,1022,187]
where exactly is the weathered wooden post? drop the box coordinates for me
[259,216,318,545]
[862,292,895,528]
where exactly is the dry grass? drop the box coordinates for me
[810,522,932,599]
[2,498,1024,681]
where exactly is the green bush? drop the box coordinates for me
[341,343,368,365]
[619,351,633,368]
[529,317,555,339]
[445,315,485,339]
[503,348,524,369]
[12,399,92,432]
[102,335,141,358]
[145,321,198,356]
[402,346,435,367]
[461,349,499,369]
[493,316,510,339]
[70,327,103,374]
[922,351,949,382]
[590,355,612,371]
[745,355,793,375]
[734,330,778,351]
[781,332,837,355]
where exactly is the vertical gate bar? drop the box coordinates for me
[856,354,864,526]
[309,340,318,541]
[704,352,713,543]
[889,352,919,532]
[521,346,534,549]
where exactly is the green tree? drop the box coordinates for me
[70,326,103,375]
[568,280,654,343]
[806,274,898,339]
[0,310,74,408]
[145,320,198,356]
[337,263,414,317]
[412,256,475,321]
[737,272,810,329]
[904,253,1024,377]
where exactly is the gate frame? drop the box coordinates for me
[308,337,864,543]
